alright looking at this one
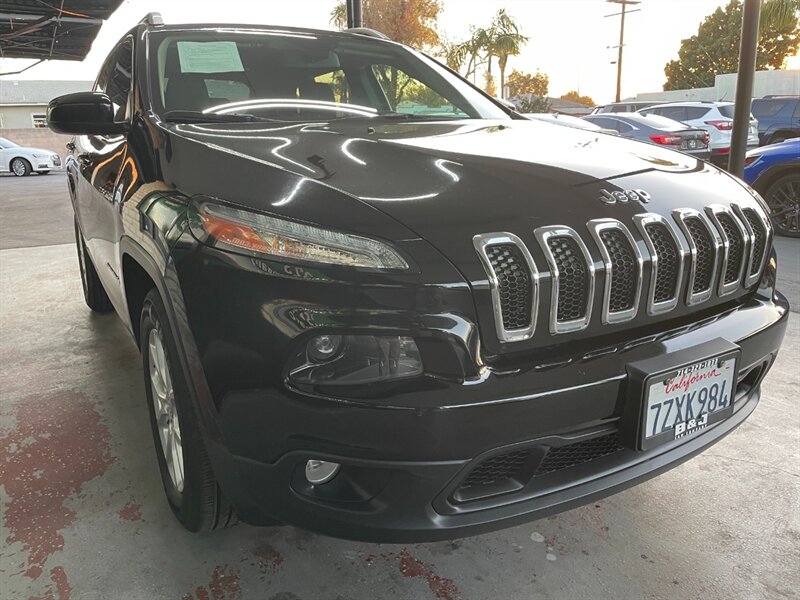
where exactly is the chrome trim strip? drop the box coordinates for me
[672,208,722,306]
[472,233,539,343]
[587,219,643,324]
[733,203,773,287]
[632,213,688,316]
[705,204,749,297]
[535,225,596,334]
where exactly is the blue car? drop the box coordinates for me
[744,138,800,237]
[751,96,800,146]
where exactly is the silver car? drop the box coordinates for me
[0,136,62,176]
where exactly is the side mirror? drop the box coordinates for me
[47,92,127,135]
[495,97,518,113]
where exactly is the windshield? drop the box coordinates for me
[0,137,19,148]
[148,29,508,123]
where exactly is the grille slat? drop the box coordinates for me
[646,222,680,303]
[599,229,637,313]
[743,208,767,277]
[716,211,746,288]
[548,237,589,322]
[485,244,533,331]
[680,214,718,302]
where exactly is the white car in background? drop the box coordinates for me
[0,136,62,176]
[637,101,759,166]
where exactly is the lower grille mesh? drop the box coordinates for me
[485,244,532,331]
[599,229,637,312]
[645,222,680,303]
[684,217,715,293]
[459,449,532,489]
[534,433,624,476]
[548,236,589,322]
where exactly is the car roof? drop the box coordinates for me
[145,22,392,43]
[644,101,731,107]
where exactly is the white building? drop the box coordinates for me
[636,69,799,103]
[0,80,92,129]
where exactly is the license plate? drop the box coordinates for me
[641,353,737,449]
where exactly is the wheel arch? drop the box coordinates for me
[752,161,800,196]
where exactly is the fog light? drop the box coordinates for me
[305,459,340,485]
[307,335,343,363]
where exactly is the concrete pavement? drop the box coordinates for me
[1,175,798,600]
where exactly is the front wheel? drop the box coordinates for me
[11,158,31,177]
[140,289,237,531]
[763,174,800,238]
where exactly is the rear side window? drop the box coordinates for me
[588,117,619,130]
[686,107,711,119]
[717,105,736,119]
[616,121,634,133]
[609,105,630,113]
[751,99,789,118]
[654,106,688,121]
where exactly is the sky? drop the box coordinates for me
[0,0,794,104]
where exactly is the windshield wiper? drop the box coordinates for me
[162,110,278,124]
[375,112,466,120]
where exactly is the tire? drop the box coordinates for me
[762,173,800,238]
[74,219,114,312]
[140,289,237,532]
[37,170,51,175]
[767,134,787,146]
[11,157,31,177]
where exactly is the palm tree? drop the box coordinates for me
[482,10,528,98]
[760,0,799,30]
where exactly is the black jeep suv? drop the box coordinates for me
[48,16,788,541]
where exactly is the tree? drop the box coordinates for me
[560,91,596,107]
[507,69,549,98]
[663,0,800,90]
[487,10,528,98]
[330,0,442,49]
[506,69,550,113]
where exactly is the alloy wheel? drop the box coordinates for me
[11,159,26,176]
[148,328,185,493]
[768,179,800,235]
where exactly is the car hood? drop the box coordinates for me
[163,117,755,274]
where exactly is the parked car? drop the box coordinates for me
[524,112,618,135]
[751,95,800,146]
[638,101,759,167]
[583,113,710,159]
[590,101,663,114]
[743,139,800,237]
[47,16,787,541]
[0,136,61,176]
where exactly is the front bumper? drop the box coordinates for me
[205,292,788,542]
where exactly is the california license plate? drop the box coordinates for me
[640,352,738,450]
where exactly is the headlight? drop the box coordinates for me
[191,202,408,270]
[288,335,423,386]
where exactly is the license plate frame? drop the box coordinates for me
[622,339,740,451]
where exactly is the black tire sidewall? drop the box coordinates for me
[139,289,215,531]
[764,174,800,238]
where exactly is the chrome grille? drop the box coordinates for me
[535,226,595,334]
[474,204,769,342]
[588,219,642,324]
[473,233,539,342]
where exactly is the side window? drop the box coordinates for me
[686,107,711,119]
[657,106,687,121]
[371,64,468,117]
[98,37,134,122]
[616,121,634,133]
[590,117,619,130]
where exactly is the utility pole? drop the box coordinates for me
[346,0,363,28]
[728,0,760,177]
[605,0,641,102]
